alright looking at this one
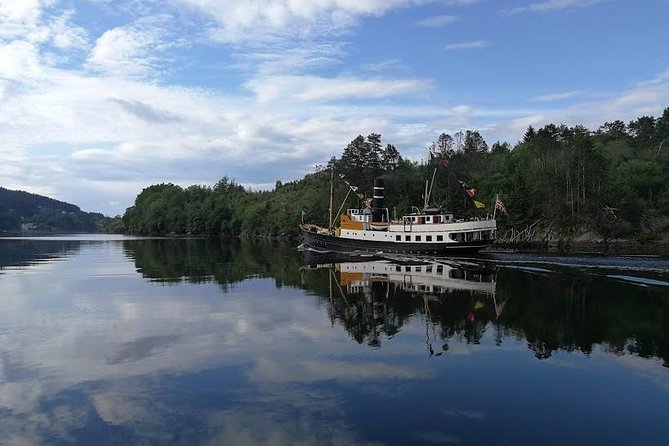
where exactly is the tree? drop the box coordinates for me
[463,130,488,154]
[596,120,628,142]
[437,133,454,156]
[523,125,536,143]
[382,144,402,171]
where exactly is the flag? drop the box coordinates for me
[466,188,478,199]
[441,158,450,168]
[495,195,509,217]
[473,200,485,209]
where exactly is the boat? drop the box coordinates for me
[300,175,498,254]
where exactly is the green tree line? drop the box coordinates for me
[116,108,669,241]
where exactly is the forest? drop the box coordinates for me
[0,187,107,233]
[117,108,669,243]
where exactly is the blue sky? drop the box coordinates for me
[0,0,667,215]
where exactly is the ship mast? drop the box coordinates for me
[328,166,334,232]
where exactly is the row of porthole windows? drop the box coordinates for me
[394,234,444,242]
[343,231,447,242]
[344,231,496,243]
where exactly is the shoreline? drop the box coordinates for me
[5,231,668,257]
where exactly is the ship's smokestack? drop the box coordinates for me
[372,178,385,222]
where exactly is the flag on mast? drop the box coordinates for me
[495,195,509,217]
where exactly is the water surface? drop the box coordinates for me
[1,237,668,445]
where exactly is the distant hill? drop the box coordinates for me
[0,187,107,232]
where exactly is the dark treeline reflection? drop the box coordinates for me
[3,238,668,366]
[121,238,305,290]
[119,239,669,367]
[0,239,81,270]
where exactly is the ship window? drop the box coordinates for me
[437,265,443,274]
[437,235,443,241]
[426,235,432,242]
[405,235,410,241]
[396,265,401,272]
[396,235,401,241]
[450,232,465,242]
[466,232,473,242]
[426,266,432,273]
[405,266,411,272]
[416,267,421,272]
[415,235,421,241]
[434,216,441,223]
[425,216,431,223]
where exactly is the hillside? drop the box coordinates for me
[0,187,107,232]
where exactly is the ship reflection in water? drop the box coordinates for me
[302,253,509,355]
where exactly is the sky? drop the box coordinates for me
[0,0,667,215]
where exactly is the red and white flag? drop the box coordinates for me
[495,195,509,217]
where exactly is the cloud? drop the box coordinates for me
[173,0,446,43]
[414,14,459,28]
[0,40,42,79]
[0,0,47,24]
[361,58,408,73]
[244,74,431,102]
[87,24,164,77]
[445,40,488,50]
[637,68,669,87]
[530,91,582,102]
[0,1,89,53]
[504,0,612,15]
[110,98,184,123]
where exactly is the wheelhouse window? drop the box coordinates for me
[449,232,465,242]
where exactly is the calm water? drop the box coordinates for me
[1,236,668,445]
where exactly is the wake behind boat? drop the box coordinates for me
[300,175,500,255]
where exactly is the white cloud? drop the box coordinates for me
[638,68,669,87]
[445,40,488,50]
[174,0,436,42]
[87,25,164,77]
[0,40,42,79]
[244,74,431,102]
[0,0,48,23]
[504,0,611,15]
[530,91,582,102]
[414,14,459,27]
